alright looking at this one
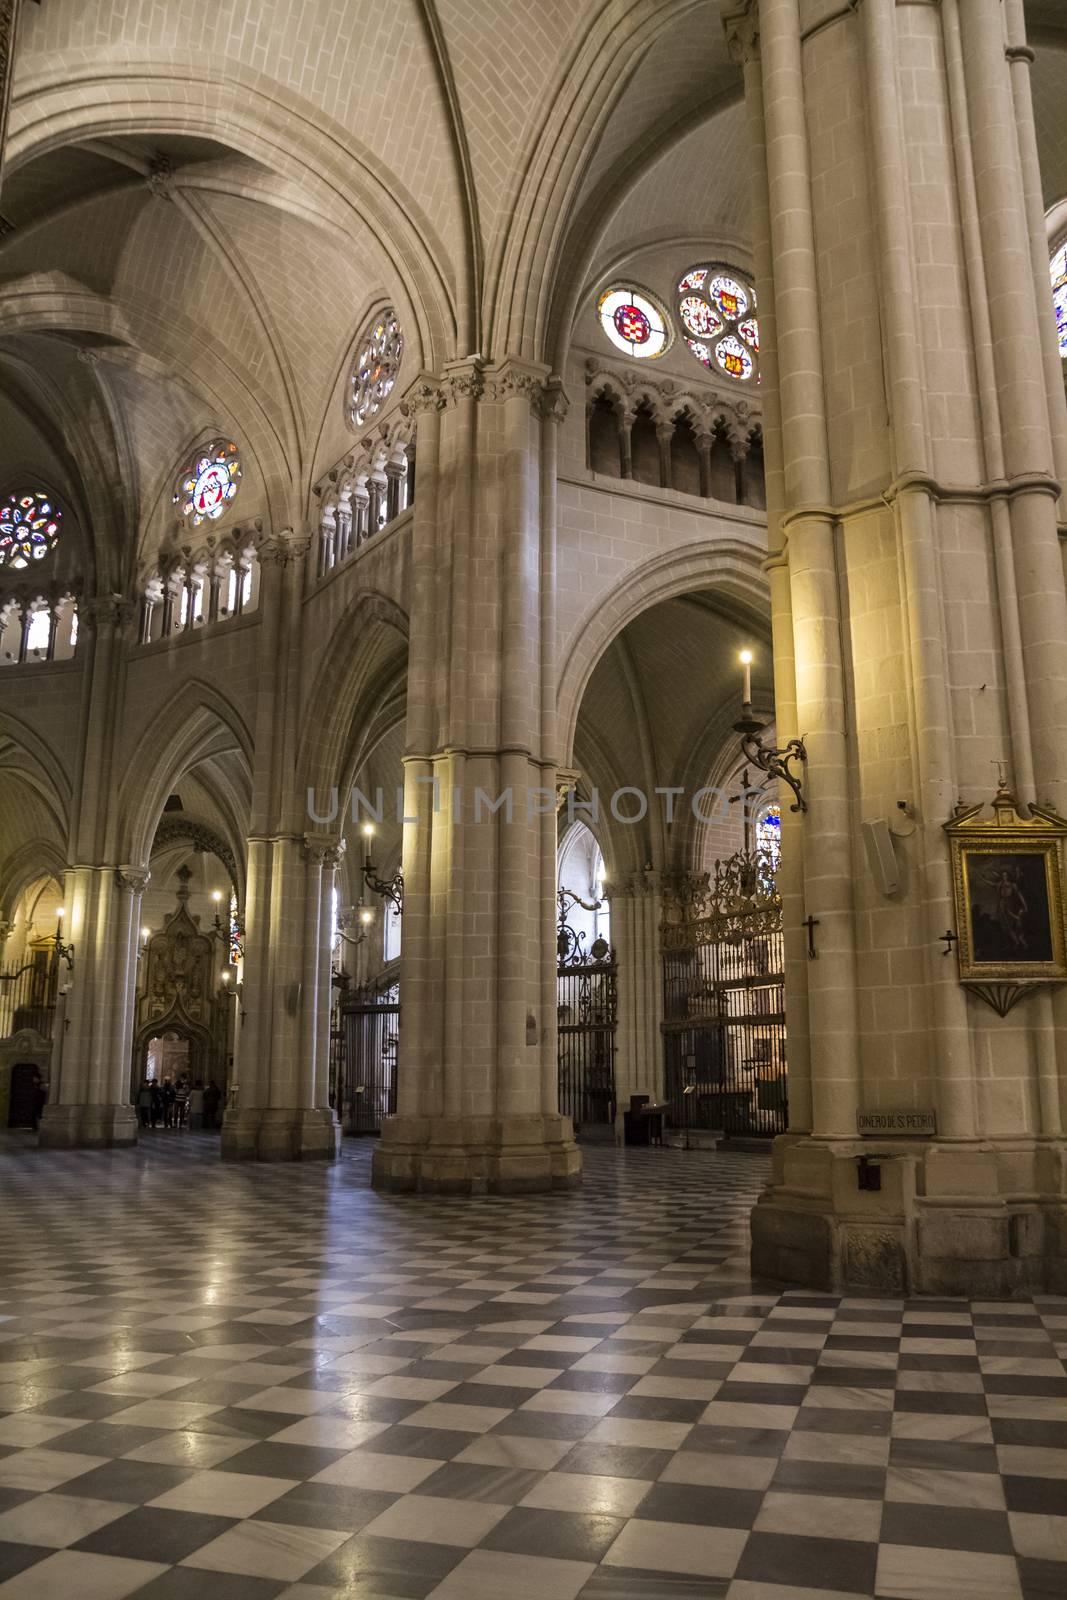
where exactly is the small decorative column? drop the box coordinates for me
[655,419,674,491]
[618,406,635,480]
[384,444,407,522]
[336,489,353,562]
[206,566,223,624]
[367,454,387,533]
[352,476,370,545]
[159,573,181,636]
[695,428,716,499]
[318,504,336,579]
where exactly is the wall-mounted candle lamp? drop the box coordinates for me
[360,824,404,914]
[733,648,808,814]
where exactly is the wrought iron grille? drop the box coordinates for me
[661,845,786,1138]
[557,889,618,1138]
[341,980,400,1134]
[0,951,58,1040]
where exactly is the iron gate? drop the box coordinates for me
[557,890,618,1137]
[341,980,400,1134]
[661,846,787,1138]
[0,951,58,1040]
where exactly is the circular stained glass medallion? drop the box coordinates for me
[676,263,760,383]
[349,309,404,429]
[679,296,724,340]
[709,275,749,321]
[175,441,241,527]
[715,335,754,382]
[597,286,670,359]
[0,491,62,569]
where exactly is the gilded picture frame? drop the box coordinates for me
[944,787,1067,985]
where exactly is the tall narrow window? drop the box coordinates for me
[1050,242,1067,359]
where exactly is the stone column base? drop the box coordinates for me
[372,1113,582,1193]
[221,1108,341,1162]
[751,1134,1067,1295]
[38,1103,138,1150]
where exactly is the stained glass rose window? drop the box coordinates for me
[174,441,241,527]
[0,491,61,569]
[349,310,404,428]
[676,265,760,383]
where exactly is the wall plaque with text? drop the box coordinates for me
[857,1111,936,1137]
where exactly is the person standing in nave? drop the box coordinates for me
[136,1078,152,1128]
[161,1077,176,1128]
[188,1080,204,1131]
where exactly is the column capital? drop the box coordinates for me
[535,377,570,424]
[115,865,151,895]
[82,595,137,633]
[484,357,553,409]
[400,374,447,416]
[258,528,311,568]
[555,768,581,809]
[723,2,760,66]
[441,357,486,405]
[304,833,346,868]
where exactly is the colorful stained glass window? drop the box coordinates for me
[0,491,62,569]
[228,890,242,966]
[756,802,781,871]
[349,309,404,428]
[715,335,754,382]
[174,441,241,527]
[677,268,708,293]
[679,296,724,339]
[709,275,749,321]
[676,263,760,383]
[1051,243,1067,359]
[597,286,670,359]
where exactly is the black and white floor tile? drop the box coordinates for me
[0,1131,1064,1598]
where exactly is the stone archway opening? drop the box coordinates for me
[563,584,781,1152]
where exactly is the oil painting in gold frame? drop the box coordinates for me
[944,785,1067,989]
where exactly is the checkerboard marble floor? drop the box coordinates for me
[0,1132,1065,1600]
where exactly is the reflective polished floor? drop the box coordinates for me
[0,1132,1065,1600]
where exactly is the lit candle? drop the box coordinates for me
[141,927,150,947]
[740,649,753,707]
[362,822,374,867]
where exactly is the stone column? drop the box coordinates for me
[38,597,142,1149]
[610,871,665,1125]
[727,0,1067,1294]
[38,865,146,1149]
[221,532,340,1161]
[373,362,580,1193]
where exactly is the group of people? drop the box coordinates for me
[135,1075,222,1132]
